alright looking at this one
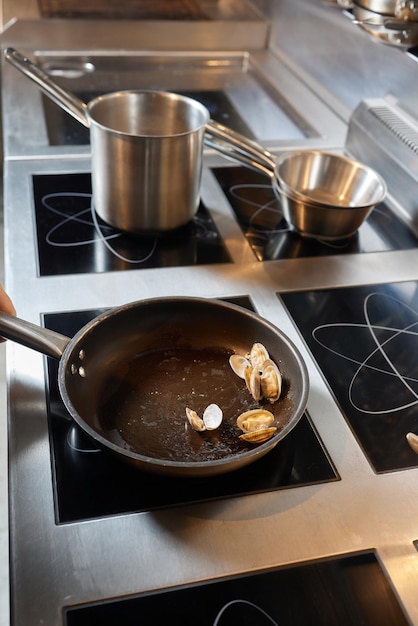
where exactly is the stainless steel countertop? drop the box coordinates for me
[2,15,418,626]
[3,154,418,624]
[0,171,9,626]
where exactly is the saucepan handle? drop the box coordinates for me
[0,312,71,360]
[4,47,90,128]
[205,119,277,179]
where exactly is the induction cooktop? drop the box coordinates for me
[32,172,231,275]
[64,550,409,625]
[32,166,418,278]
[281,279,418,472]
[43,297,337,524]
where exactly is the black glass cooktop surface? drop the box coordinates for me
[65,551,409,625]
[33,173,231,276]
[43,297,337,524]
[213,166,418,260]
[281,280,418,473]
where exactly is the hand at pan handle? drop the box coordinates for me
[406,432,418,454]
[0,284,15,316]
[0,285,16,343]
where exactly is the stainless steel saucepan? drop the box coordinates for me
[0,297,309,477]
[5,47,387,241]
[5,47,269,235]
[5,48,214,235]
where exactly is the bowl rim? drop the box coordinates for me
[274,150,387,210]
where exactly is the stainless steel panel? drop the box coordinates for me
[268,0,418,125]
[1,48,347,158]
[2,12,418,626]
[3,152,418,625]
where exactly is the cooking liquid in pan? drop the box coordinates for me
[97,347,293,462]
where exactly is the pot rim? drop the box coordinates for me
[87,89,210,138]
[274,150,387,211]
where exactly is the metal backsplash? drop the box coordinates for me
[347,97,418,231]
[268,0,418,126]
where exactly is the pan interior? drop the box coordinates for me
[95,345,295,463]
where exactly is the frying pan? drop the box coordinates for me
[0,297,309,477]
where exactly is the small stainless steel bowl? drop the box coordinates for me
[352,4,418,44]
[277,186,376,240]
[353,0,397,15]
[354,0,418,19]
[273,151,387,240]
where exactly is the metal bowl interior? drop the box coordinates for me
[59,297,310,477]
[89,89,210,136]
[276,151,387,211]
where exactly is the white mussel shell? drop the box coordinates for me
[236,408,275,433]
[248,342,270,371]
[260,359,282,403]
[203,403,223,430]
[230,343,282,404]
[229,354,252,379]
[185,407,206,432]
[244,365,253,394]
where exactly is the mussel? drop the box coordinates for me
[229,342,282,404]
[236,408,277,444]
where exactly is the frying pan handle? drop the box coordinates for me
[4,47,90,128]
[205,119,276,178]
[0,312,70,360]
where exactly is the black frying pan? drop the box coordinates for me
[0,297,309,477]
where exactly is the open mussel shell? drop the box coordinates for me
[236,408,275,433]
[229,354,252,378]
[260,359,282,404]
[248,342,270,370]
